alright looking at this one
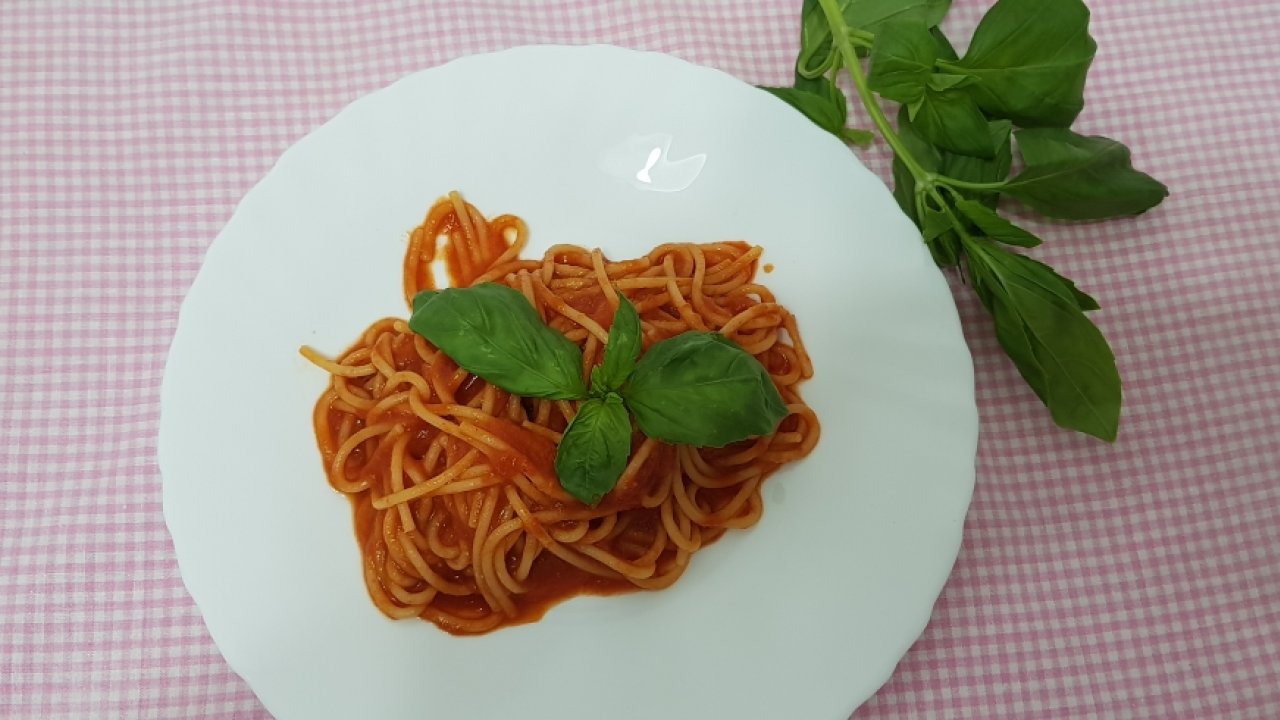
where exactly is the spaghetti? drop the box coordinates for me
[301,192,820,634]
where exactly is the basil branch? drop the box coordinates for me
[760,0,1169,441]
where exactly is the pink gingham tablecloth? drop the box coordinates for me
[3,1,1279,718]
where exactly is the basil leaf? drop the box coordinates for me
[1018,254,1101,311]
[965,239,1121,440]
[939,119,1012,208]
[971,239,1101,312]
[554,395,632,506]
[409,283,587,400]
[867,18,938,106]
[792,72,827,96]
[592,294,642,394]
[951,0,1096,127]
[623,333,788,447]
[411,290,438,313]
[1002,128,1169,220]
[908,88,994,158]
[762,80,848,140]
[845,0,952,33]
[954,199,1041,248]
[968,257,1048,405]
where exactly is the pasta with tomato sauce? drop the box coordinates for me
[300,192,820,634]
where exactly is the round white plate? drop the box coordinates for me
[160,45,977,720]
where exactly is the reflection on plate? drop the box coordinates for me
[159,45,977,720]
[598,133,707,192]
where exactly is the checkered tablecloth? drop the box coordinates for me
[3,1,1278,718]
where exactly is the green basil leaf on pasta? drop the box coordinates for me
[554,394,634,506]
[409,283,588,399]
[623,332,788,447]
[592,294,642,394]
[411,290,438,313]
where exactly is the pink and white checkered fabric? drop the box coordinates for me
[3,1,1278,718]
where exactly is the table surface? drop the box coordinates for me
[3,1,1278,718]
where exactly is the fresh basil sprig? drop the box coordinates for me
[410,285,789,504]
[759,0,1168,441]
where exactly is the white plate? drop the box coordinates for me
[160,45,977,720]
